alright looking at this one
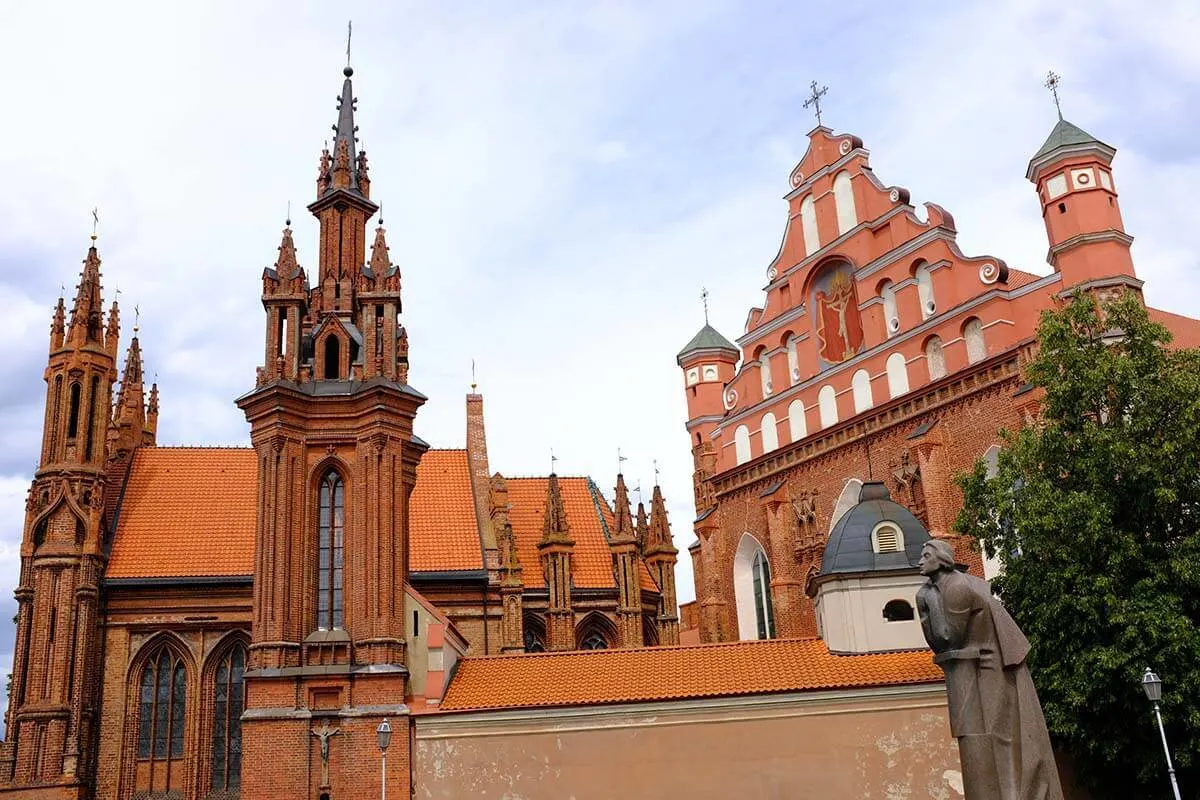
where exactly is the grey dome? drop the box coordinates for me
[819,482,930,576]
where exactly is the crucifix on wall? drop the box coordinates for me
[311,719,341,788]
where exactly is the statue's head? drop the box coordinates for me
[919,539,956,576]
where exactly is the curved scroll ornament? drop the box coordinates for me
[789,166,804,188]
[978,261,1008,285]
[722,387,739,411]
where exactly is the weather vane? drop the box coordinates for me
[617,447,627,476]
[346,20,353,68]
[550,448,558,475]
[1044,70,1063,120]
[133,304,140,333]
[470,358,477,391]
[91,207,99,242]
[701,287,710,324]
[653,458,660,484]
[803,80,829,127]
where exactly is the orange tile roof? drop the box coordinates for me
[108,447,257,579]
[1150,306,1200,351]
[409,450,483,572]
[440,637,941,711]
[506,477,616,589]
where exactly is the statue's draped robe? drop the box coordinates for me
[917,570,1064,800]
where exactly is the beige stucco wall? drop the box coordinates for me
[413,684,964,799]
[815,573,928,653]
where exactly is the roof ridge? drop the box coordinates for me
[141,445,254,451]
[456,635,840,662]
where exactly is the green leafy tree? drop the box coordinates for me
[956,292,1200,798]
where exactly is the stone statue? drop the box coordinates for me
[916,539,1064,800]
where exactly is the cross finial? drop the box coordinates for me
[90,207,99,242]
[346,20,353,69]
[803,80,829,127]
[653,458,660,484]
[1044,70,1063,120]
[133,304,140,334]
[700,286,710,325]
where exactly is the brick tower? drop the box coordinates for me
[236,59,425,800]
[0,240,121,799]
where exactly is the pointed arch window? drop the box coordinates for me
[137,647,187,761]
[751,551,776,639]
[579,632,609,650]
[210,642,246,793]
[67,382,81,440]
[317,471,345,630]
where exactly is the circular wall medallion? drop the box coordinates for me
[979,262,1000,284]
[839,140,852,155]
[1077,172,1091,185]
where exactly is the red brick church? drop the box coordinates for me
[0,61,680,800]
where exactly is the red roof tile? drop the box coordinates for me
[506,477,615,589]
[1150,306,1200,350]
[409,450,483,572]
[108,447,257,579]
[440,637,941,711]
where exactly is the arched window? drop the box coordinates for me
[523,615,546,653]
[964,318,986,364]
[137,647,187,763]
[760,413,779,453]
[579,632,608,650]
[733,534,775,640]
[851,369,873,413]
[323,336,341,380]
[915,262,936,319]
[751,551,776,639]
[800,196,819,256]
[833,171,857,235]
[880,280,899,336]
[67,382,81,440]
[759,352,773,398]
[733,425,751,465]
[787,399,807,443]
[925,336,946,381]
[210,642,246,793]
[871,522,904,553]
[883,599,915,622]
[317,471,345,630]
[886,352,909,398]
[818,385,838,428]
[786,335,800,385]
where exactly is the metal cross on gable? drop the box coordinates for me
[803,80,829,127]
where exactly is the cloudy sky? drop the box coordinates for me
[0,0,1198,711]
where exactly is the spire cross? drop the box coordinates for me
[346,20,353,68]
[701,287,709,324]
[133,304,140,333]
[90,207,99,242]
[1044,70,1063,120]
[803,80,829,127]
[653,459,660,483]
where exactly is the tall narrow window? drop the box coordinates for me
[84,376,99,461]
[66,382,81,440]
[886,352,910,398]
[916,262,936,319]
[317,472,345,630]
[833,171,857,235]
[800,196,819,256]
[211,643,246,792]
[752,551,776,639]
[760,413,779,453]
[733,425,751,465]
[964,318,986,364]
[137,647,187,761]
[851,369,873,413]
[787,399,807,443]
[323,336,341,380]
[818,385,838,428]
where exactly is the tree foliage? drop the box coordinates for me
[956,292,1200,798]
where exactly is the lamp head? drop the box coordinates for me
[376,718,392,752]
[1142,667,1162,703]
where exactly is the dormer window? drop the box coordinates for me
[871,522,903,554]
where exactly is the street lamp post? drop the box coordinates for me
[1142,668,1183,800]
[376,718,392,800]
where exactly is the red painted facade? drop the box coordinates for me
[680,120,1200,644]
